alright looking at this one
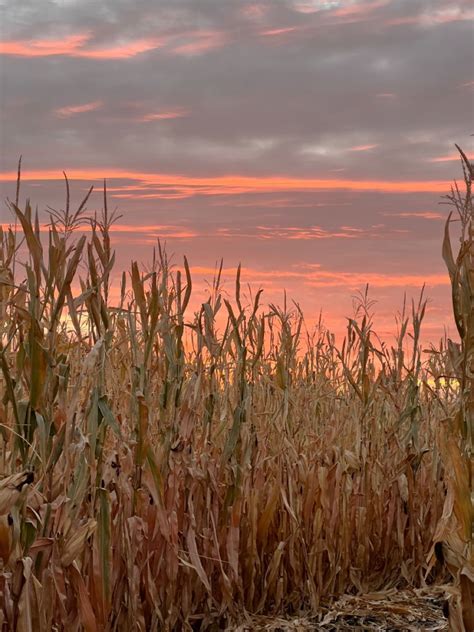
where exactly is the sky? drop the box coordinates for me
[0,0,473,342]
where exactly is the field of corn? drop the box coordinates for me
[0,148,472,631]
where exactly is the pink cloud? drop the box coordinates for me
[430,152,474,163]
[188,264,449,289]
[383,211,445,220]
[110,224,195,237]
[254,223,409,241]
[0,29,233,60]
[0,33,165,59]
[260,27,299,36]
[0,168,452,196]
[139,109,189,122]
[0,33,91,57]
[348,144,378,152]
[55,101,103,118]
[305,271,448,288]
[256,225,359,240]
[211,198,352,208]
[0,222,197,240]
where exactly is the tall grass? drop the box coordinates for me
[0,152,471,630]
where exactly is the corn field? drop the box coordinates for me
[0,149,472,630]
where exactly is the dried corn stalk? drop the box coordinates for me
[440,145,474,631]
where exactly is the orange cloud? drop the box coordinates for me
[3,220,375,245]
[0,168,452,196]
[189,265,311,283]
[0,222,197,239]
[211,198,352,208]
[430,152,474,163]
[256,225,358,240]
[0,33,90,57]
[110,224,195,236]
[254,224,410,241]
[139,110,189,122]
[0,220,410,244]
[110,191,192,200]
[305,271,449,288]
[0,33,165,59]
[3,217,450,292]
[348,144,378,152]
[260,27,299,36]
[55,101,103,118]
[188,264,449,289]
[383,211,444,220]
[124,232,197,241]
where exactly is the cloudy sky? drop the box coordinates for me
[0,0,473,340]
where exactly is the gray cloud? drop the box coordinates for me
[0,0,472,338]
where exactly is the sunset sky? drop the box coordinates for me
[1,0,473,341]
